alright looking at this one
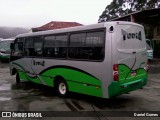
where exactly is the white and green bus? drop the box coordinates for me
[146,39,154,60]
[10,21,148,98]
[0,38,14,61]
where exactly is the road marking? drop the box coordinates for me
[64,100,78,111]
[71,100,84,110]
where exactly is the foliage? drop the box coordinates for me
[98,0,160,22]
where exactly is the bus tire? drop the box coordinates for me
[56,79,68,97]
[16,71,20,84]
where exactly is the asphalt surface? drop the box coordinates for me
[0,59,160,120]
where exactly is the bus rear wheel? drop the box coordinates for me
[56,80,68,97]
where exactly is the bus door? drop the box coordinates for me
[24,37,43,80]
[28,37,46,84]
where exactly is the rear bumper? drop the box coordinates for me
[108,78,147,98]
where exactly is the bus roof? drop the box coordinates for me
[16,21,143,38]
[16,22,105,38]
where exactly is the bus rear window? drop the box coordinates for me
[119,37,146,50]
[118,26,146,50]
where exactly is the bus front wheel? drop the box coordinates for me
[56,80,68,97]
[16,71,20,84]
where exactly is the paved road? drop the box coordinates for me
[0,60,160,120]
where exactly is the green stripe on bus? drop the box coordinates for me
[108,64,147,97]
[41,68,102,97]
[108,78,147,98]
[118,64,147,84]
[13,63,102,97]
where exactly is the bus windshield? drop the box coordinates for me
[0,40,12,52]
[146,39,154,50]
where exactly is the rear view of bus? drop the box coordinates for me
[108,22,148,97]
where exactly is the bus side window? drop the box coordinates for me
[24,37,43,57]
[34,37,43,57]
[69,31,104,60]
[43,35,67,58]
[25,38,34,56]
[86,31,104,60]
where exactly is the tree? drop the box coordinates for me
[98,0,160,22]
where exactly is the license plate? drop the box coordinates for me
[131,71,136,76]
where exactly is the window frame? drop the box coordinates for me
[22,28,106,62]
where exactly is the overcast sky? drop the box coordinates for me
[0,0,112,28]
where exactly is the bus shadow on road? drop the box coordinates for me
[11,81,57,97]
[67,92,133,110]
[11,81,134,110]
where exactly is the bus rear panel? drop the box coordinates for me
[107,22,147,98]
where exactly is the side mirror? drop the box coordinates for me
[10,43,14,50]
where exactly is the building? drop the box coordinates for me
[32,21,83,32]
[110,8,160,57]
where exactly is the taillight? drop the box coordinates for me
[113,64,119,81]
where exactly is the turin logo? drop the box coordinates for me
[121,29,142,41]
